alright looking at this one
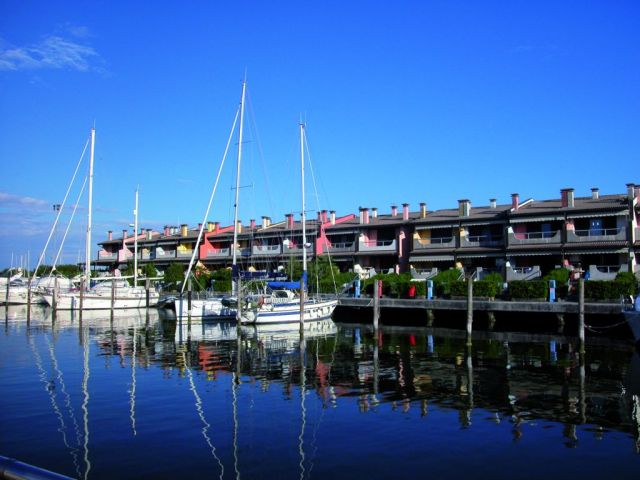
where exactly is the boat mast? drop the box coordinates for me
[231,79,247,295]
[299,122,307,332]
[85,127,95,287]
[133,186,139,286]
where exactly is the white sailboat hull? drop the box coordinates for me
[241,298,337,324]
[0,286,46,305]
[41,288,159,310]
[175,297,237,319]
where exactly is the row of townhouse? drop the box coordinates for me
[96,184,640,280]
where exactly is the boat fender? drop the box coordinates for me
[258,296,264,307]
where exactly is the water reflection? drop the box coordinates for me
[2,307,640,478]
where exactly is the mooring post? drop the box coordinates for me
[52,277,58,317]
[26,279,32,321]
[466,277,473,347]
[111,278,116,310]
[187,278,192,312]
[578,278,585,354]
[426,309,434,327]
[373,279,380,331]
[487,311,496,331]
[79,278,85,312]
[5,273,10,304]
[145,279,150,308]
[556,313,565,334]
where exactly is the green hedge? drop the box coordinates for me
[363,273,427,298]
[449,280,500,298]
[508,280,547,300]
[584,280,631,300]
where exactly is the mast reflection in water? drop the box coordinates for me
[1,305,639,479]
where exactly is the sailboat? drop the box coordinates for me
[42,130,159,310]
[241,123,338,324]
[175,79,248,320]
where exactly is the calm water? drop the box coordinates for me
[1,305,639,479]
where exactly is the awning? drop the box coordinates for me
[457,253,504,259]
[567,211,627,219]
[510,216,564,223]
[507,251,562,257]
[563,248,626,255]
[409,254,454,262]
[415,224,456,231]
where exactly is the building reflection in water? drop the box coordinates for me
[5,304,640,461]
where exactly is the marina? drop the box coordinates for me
[1,306,639,478]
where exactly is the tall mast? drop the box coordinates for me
[85,127,95,286]
[231,79,247,295]
[299,122,307,333]
[133,186,139,286]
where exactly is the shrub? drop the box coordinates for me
[508,280,547,300]
[450,280,500,298]
[211,268,232,293]
[584,280,627,300]
[543,267,570,285]
[433,268,464,297]
[615,272,638,296]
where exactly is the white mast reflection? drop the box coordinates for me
[130,323,137,436]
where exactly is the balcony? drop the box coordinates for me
[232,247,251,257]
[566,227,626,243]
[413,236,456,250]
[176,250,195,258]
[461,235,504,248]
[252,244,282,256]
[154,250,176,259]
[358,239,397,253]
[588,264,628,281]
[205,248,230,258]
[506,265,541,281]
[507,230,561,245]
[323,242,356,254]
[98,251,117,260]
[139,252,151,260]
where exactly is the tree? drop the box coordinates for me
[163,263,185,290]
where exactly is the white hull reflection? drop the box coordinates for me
[240,318,337,352]
[174,318,238,343]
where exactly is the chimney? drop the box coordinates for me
[489,198,497,209]
[146,229,153,240]
[402,203,409,221]
[213,222,219,232]
[458,199,471,217]
[420,202,427,218]
[261,216,269,228]
[164,225,170,236]
[122,229,128,240]
[250,219,256,229]
[236,220,242,233]
[627,183,636,201]
[591,187,600,200]
[207,222,214,232]
[564,188,575,208]
[330,210,336,225]
[391,205,398,217]
[108,230,113,241]
[317,211,322,222]
[286,213,294,229]
[180,224,188,237]
[511,193,519,210]
[322,210,328,223]
[197,223,202,232]
[363,208,370,224]
[371,207,378,219]
[359,207,365,224]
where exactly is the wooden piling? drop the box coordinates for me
[145,279,150,308]
[5,273,10,304]
[373,280,380,331]
[26,279,32,321]
[578,279,585,354]
[79,278,85,312]
[187,278,192,311]
[487,311,496,331]
[426,309,434,327]
[111,278,116,310]
[466,278,473,347]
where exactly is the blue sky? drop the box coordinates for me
[1,0,638,269]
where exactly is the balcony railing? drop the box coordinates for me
[205,248,230,258]
[154,250,176,259]
[507,230,561,245]
[506,265,541,281]
[358,239,397,253]
[588,264,628,281]
[323,242,356,253]
[252,244,282,256]
[232,247,251,257]
[413,237,456,249]
[461,235,504,248]
[566,227,626,243]
[176,250,194,258]
[98,251,117,260]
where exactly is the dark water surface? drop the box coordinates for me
[1,305,639,479]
